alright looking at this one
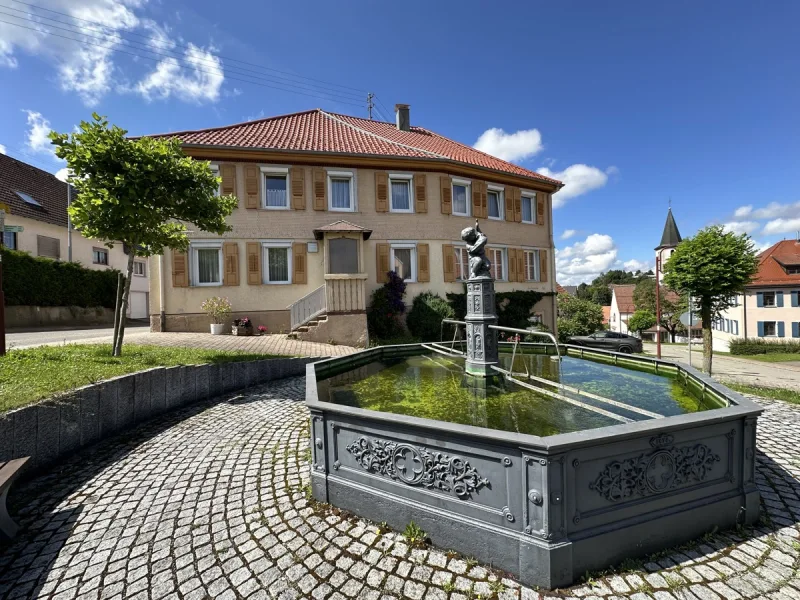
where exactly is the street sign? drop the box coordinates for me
[3,226,23,233]
[679,311,696,327]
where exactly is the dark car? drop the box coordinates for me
[567,331,643,353]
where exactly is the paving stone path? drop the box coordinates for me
[0,379,798,600]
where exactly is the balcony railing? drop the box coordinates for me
[325,273,367,313]
[288,284,327,331]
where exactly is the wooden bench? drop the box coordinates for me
[0,457,29,541]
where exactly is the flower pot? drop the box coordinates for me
[210,323,225,335]
[232,325,253,336]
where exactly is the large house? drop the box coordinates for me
[145,106,561,345]
[712,239,800,351]
[0,154,150,319]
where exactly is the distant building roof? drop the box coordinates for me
[656,208,682,250]
[751,239,800,286]
[562,285,578,296]
[556,283,567,294]
[611,284,636,313]
[0,154,70,227]
[602,306,611,325]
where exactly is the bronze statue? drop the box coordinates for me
[461,220,491,279]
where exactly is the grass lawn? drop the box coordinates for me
[0,344,281,413]
[732,353,800,363]
[722,381,800,406]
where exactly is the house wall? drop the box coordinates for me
[714,288,800,350]
[608,295,631,334]
[150,162,558,336]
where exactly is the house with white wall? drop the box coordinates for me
[609,284,634,334]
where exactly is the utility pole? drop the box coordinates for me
[655,253,662,359]
[367,93,374,120]
[67,180,72,262]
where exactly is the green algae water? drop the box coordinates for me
[316,352,724,437]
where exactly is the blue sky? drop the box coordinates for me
[1,0,798,284]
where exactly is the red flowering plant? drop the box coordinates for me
[258,325,268,334]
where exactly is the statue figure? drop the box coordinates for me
[461,220,491,279]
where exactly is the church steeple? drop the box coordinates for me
[656,208,682,250]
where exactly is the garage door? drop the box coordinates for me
[128,292,148,319]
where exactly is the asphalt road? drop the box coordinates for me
[6,324,150,350]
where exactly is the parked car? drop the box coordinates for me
[567,331,643,353]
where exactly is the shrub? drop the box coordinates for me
[200,296,232,324]
[1,248,119,308]
[729,338,800,355]
[445,288,550,329]
[367,272,408,341]
[407,292,455,342]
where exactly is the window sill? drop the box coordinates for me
[193,283,223,287]
[488,216,503,221]
[389,208,414,214]
[263,205,291,211]
[329,207,355,212]
[452,212,470,218]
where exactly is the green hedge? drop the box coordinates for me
[1,248,120,308]
[446,288,552,330]
[407,292,455,342]
[729,338,800,355]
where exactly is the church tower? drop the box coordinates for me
[655,208,682,282]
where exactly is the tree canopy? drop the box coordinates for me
[633,278,687,342]
[628,310,657,335]
[556,293,604,342]
[576,268,653,306]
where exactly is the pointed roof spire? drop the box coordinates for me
[656,208,682,250]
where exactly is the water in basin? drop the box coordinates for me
[315,351,725,437]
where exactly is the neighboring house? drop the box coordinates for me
[712,239,800,351]
[0,154,150,319]
[145,106,561,345]
[601,305,611,328]
[609,284,635,334]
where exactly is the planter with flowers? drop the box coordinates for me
[201,296,232,335]
[258,325,268,336]
[232,317,253,336]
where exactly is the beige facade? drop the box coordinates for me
[150,159,557,340]
[713,288,800,351]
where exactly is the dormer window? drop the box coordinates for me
[786,265,800,275]
[15,191,42,207]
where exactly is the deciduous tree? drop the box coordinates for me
[556,293,604,342]
[628,310,657,337]
[633,278,687,342]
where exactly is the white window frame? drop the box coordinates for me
[191,241,223,287]
[209,164,221,196]
[487,184,504,220]
[763,291,776,307]
[327,169,357,212]
[523,249,541,282]
[520,191,536,224]
[260,166,290,210]
[388,173,414,213]
[763,321,777,337]
[134,260,146,277]
[454,246,469,281]
[389,241,417,283]
[451,177,471,217]
[261,240,293,285]
[92,247,109,266]
[487,246,506,281]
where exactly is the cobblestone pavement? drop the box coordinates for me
[0,379,798,600]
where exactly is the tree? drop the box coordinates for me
[50,114,238,356]
[556,293,604,342]
[628,310,657,337]
[575,269,652,306]
[633,278,687,342]
[663,225,759,374]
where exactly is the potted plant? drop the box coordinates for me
[201,296,232,335]
[232,317,253,336]
[258,325,268,336]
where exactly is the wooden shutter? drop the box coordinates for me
[376,243,390,283]
[223,242,239,286]
[537,193,546,226]
[417,243,430,283]
[172,250,188,287]
[442,244,455,282]
[505,187,516,221]
[508,248,518,282]
[414,174,427,213]
[440,176,452,214]
[517,250,525,282]
[246,242,261,285]
[540,249,548,283]
[375,171,389,212]
[290,167,305,210]
[312,168,326,211]
[221,164,237,197]
[244,165,260,209]
[514,190,522,223]
[472,180,482,218]
[481,182,488,219]
[292,242,307,284]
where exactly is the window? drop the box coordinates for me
[733,320,739,336]
[454,247,469,281]
[93,248,109,265]
[262,243,292,283]
[209,165,221,196]
[134,261,146,277]
[389,174,413,212]
[37,235,60,259]
[259,166,290,209]
[786,265,800,274]
[3,231,16,250]
[521,194,535,224]
[452,179,470,216]
[487,248,505,281]
[328,171,355,211]
[191,244,223,286]
[487,187,503,219]
[523,249,540,281]
[763,321,777,337]
[15,190,42,207]
[329,237,359,274]
[390,244,416,282]
[763,291,776,307]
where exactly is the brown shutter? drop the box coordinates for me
[440,176,452,214]
[312,168,326,211]
[481,182,488,219]
[246,242,261,285]
[540,249,548,283]
[417,243,430,283]
[376,243,390,283]
[223,242,239,286]
[221,164,237,197]
[414,173,427,213]
[442,244,455,282]
[514,190,523,223]
[244,165,260,209]
[472,180,482,218]
[517,250,525,282]
[505,187,515,221]
[508,248,518,283]
[293,242,307,284]
[375,171,388,212]
[172,250,188,287]
[290,167,305,210]
[537,193,546,226]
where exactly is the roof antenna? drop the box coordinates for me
[367,93,374,120]
[668,197,671,210]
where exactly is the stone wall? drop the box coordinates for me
[7,306,116,329]
[0,356,316,475]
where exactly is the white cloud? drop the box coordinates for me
[0,144,6,155]
[623,259,651,272]
[722,221,760,235]
[762,217,800,236]
[733,201,800,221]
[560,229,577,240]
[538,164,610,208]
[734,205,753,218]
[24,110,54,155]
[132,43,224,103]
[473,128,543,162]
[55,167,70,182]
[556,233,619,285]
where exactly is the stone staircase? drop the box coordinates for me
[287,313,328,340]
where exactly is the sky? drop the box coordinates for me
[1,0,798,285]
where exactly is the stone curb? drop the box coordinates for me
[0,356,320,474]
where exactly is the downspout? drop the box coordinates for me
[159,254,166,332]
[67,183,72,262]
[742,290,747,339]
[548,191,557,335]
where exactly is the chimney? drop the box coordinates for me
[395,104,410,131]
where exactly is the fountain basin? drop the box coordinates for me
[306,343,761,589]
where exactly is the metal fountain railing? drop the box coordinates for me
[288,284,327,331]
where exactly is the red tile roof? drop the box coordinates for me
[611,284,636,313]
[145,109,561,186]
[752,240,800,286]
[556,282,567,294]
[0,154,69,227]
[602,306,611,325]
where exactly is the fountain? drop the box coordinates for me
[306,224,762,589]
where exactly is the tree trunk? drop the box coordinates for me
[113,250,136,357]
[111,273,124,352]
[701,301,713,374]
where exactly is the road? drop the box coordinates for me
[643,342,800,390]
[6,324,151,349]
